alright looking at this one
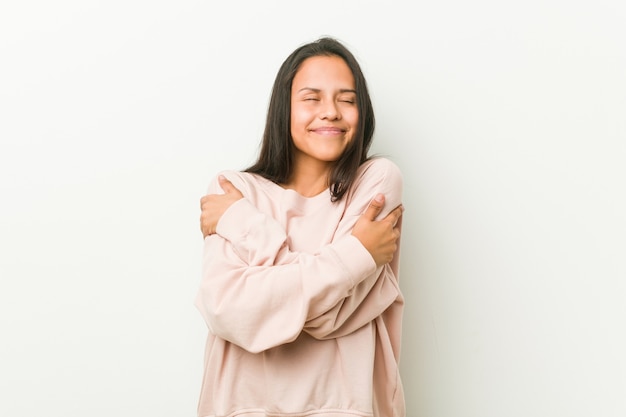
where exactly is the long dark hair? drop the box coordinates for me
[245,37,375,202]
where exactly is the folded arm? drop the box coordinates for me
[196,158,404,349]
[196,231,377,353]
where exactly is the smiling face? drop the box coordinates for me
[290,55,359,173]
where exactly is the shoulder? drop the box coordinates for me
[345,157,403,217]
[354,157,403,193]
[359,156,402,174]
[206,170,265,198]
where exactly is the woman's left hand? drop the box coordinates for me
[200,176,244,237]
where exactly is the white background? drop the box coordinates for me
[1,1,625,416]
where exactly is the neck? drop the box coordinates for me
[282,159,332,197]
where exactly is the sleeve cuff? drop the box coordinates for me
[328,235,378,289]
[215,198,257,241]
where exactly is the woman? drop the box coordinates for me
[196,37,405,417]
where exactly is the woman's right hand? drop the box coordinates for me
[351,194,403,267]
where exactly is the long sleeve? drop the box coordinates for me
[196,232,376,353]
[195,158,403,351]
[303,158,404,338]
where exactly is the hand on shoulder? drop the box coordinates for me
[200,175,244,238]
[351,193,403,267]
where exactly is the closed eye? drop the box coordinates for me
[338,94,356,104]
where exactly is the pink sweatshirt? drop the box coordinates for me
[195,157,405,417]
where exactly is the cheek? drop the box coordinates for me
[290,107,310,130]
[347,109,360,129]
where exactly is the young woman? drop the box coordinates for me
[196,37,406,417]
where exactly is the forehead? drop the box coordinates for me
[292,55,355,89]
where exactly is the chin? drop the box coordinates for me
[319,154,344,162]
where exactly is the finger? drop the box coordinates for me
[362,194,385,221]
[219,175,240,193]
[384,205,404,226]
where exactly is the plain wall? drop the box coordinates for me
[1,1,624,416]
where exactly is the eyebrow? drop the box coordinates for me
[297,87,357,94]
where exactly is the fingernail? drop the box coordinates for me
[374,194,384,203]
[218,175,225,181]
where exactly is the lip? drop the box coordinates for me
[311,126,345,135]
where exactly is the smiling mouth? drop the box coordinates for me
[312,127,344,135]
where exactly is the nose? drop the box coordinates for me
[319,100,341,120]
